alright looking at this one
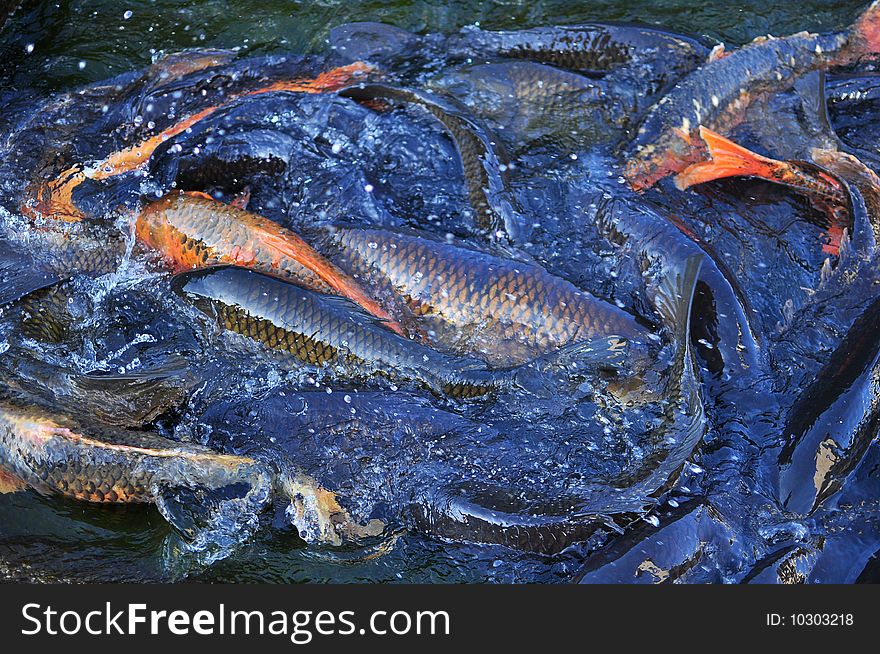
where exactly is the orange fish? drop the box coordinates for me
[136,191,404,335]
[23,62,373,222]
[675,127,850,255]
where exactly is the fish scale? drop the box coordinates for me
[0,400,268,504]
[324,227,645,366]
[138,192,404,333]
[173,266,503,398]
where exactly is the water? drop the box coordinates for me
[1,1,879,583]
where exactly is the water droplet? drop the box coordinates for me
[364,184,374,193]
[78,60,86,70]
[25,43,34,54]
[123,10,133,19]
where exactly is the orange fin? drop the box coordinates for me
[248,221,405,336]
[675,126,780,190]
[707,44,729,62]
[184,190,216,201]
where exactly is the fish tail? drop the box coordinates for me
[674,127,783,190]
[850,1,880,58]
[652,254,702,349]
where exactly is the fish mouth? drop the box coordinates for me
[170,264,239,300]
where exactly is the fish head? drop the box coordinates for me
[170,265,241,316]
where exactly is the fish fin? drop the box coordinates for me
[542,335,633,369]
[252,224,404,334]
[674,127,780,189]
[652,254,703,347]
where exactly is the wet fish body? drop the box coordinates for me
[626,3,880,190]
[172,265,503,397]
[322,226,645,366]
[0,400,268,505]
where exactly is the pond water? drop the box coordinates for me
[0,0,878,583]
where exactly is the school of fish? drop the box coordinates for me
[1,2,880,582]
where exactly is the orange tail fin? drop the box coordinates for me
[674,126,781,190]
[25,63,374,221]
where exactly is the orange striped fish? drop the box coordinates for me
[23,62,373,222]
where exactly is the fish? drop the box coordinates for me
[432,61,624,146]
[675,127,851,255]
[136,191,403,334]
[812,148,880,244]
[0,397,382,547]
[592,195,763,375]
[319,226,646,367]
[0,398,269,506]
[171,265,513,398]
[625,1,880,191]
[22,62,373,222]
[445,22,709,81]
[338,84,522,242]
